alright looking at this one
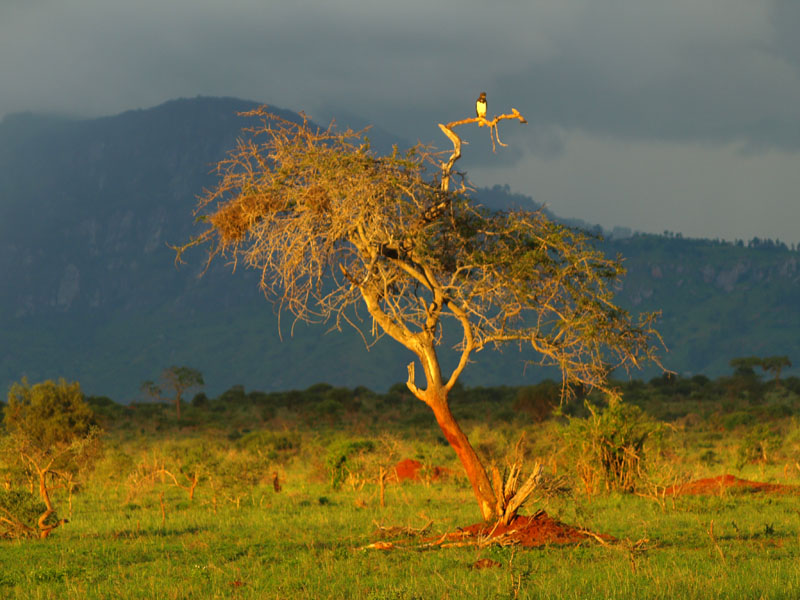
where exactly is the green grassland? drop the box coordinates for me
[3,374,800,599]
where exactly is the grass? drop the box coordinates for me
[0,492,800,599]
[3,378,800,598]
[3,461,800,598]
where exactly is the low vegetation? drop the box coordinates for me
[1,365,800,597]
[1,379,100,539]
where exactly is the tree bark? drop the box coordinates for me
[34,462,60,538]
[402,337,498,520]
[425,389,497,521]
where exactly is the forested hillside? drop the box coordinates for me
[1,97,797,400]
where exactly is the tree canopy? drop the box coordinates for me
[4,378,96,460]
[141,366,204,419]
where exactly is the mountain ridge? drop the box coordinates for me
[1,97,798,400]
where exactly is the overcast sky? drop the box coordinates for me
[3,0,799,243]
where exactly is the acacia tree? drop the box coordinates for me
[2,379,100,538]
[141,366,204,419]
[177,104,660,521]
[760,356,791,386]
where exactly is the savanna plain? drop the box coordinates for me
[2,371,800,599]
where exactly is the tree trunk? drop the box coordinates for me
[426,390,497,521]
[35,464,59,538]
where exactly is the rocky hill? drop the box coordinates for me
[1,97,797,400]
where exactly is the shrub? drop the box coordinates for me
[84,395,123,424]
[0,489,61,539]
[219,385,247,404]
[314,397,344,422]
[513,381,559,422]
[562,398,662,494]
[2,378,101,538]
[246,391,280,419]
[206,451,272,506]
[722,411,756,430]
[305,383,333,398]
[5,379,96,452]
[191,392,209,408]
[236,431,301,461]
[325,439,376,489]
[736,423,782,467]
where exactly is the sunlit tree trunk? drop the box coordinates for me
[410,345,497,521]
[425,388,496,521]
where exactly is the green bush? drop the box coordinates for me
[736,423,783,468]
[699,449,719,466]
[0,489,60,539]
[562,398,662,493]
[5,379,96,451]
[219,385,247,404]
[314,397,344,421]
[2,379,101,538]
[513,381,559,422]
[191,392,209,408]
[722,411,756,430]
[206,451,271,502]
[236,430,301,460]
[325,438,376,489]
[305,383,333,398]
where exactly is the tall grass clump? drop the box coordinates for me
[561,397,662,494]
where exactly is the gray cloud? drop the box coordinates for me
[3,0,798,149]
[2,0,799,240]
[490,1,800,150]
[771,0,800,73]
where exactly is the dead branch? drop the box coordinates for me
[371,519,433,539]
[501,462,543,526]
[438,108,527,192]
[708,520,727,564]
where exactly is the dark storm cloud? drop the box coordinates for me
[2,0,800,242]
[770,0,800,75]
[3,0,799,152]
[490,1,800,152]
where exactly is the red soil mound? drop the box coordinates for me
[664,474,799,496]
[365,511,612,550]
[393,458,423,481]
[443,510,614,548]
[392,458,448,482]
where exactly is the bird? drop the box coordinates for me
[476,92,487,122]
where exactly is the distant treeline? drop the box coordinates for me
[2,359,791,436]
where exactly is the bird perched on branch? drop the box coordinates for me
[476,92,487,124]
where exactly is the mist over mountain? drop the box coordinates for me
[1,97,798,401]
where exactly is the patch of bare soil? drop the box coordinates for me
[441,510,614,548]
[392,458,448,482]
[664,474,799,496]
[364,510,612,550]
